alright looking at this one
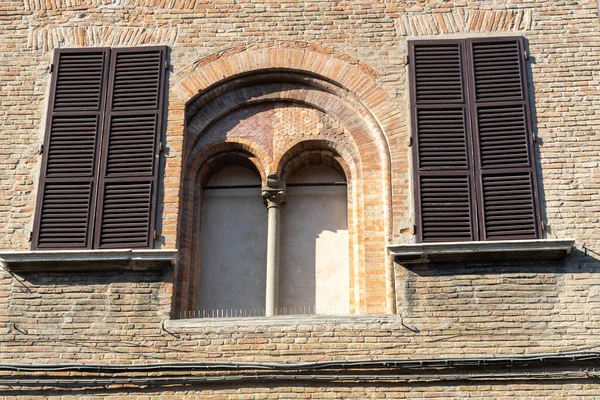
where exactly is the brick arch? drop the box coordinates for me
[277,140,356,185]
[186,139,271,183]
[185,81,377,181]
[175,40,379,101]
[174,41,404,150]
[185,78,381,172]
[198,151,263,187]
[174,45,401,315]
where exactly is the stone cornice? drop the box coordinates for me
[388,239,575,264]
[0,249,179,272]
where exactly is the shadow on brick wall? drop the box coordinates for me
[401,248,599,277]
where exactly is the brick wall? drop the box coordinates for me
[1,0,600,397]
[4,381,600,399]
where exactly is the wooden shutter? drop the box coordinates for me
[94,47,167,248]
[410,41,477,242]
[32,49,110,249]
[467,38,541,240]
[410,37,541,242]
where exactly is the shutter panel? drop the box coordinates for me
[410,41,477,242]
[95,47,166,249]
[33,49,109,249]
[480,172,537,239]
[476,105,529,169]
[416,108,469,169]
[413,43,464,103]
[419,176,474,242]
[468,38,541,240]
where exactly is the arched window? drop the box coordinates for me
[280,165,349,315]
[186,145,357,318]
[197,165,267,317]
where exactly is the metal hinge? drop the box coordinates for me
[159,142,164,152]
[524,50,529,60]
[531,129,536,142]
[28,232,33,242]
[413,224,417,235]
[405,55,410,65]
[409,137,413,147]
[164,61,169,70]
[153,230,159,240]
[38,144,43,154]
[49,63,53,73]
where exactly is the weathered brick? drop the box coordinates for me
[1,0,600,397]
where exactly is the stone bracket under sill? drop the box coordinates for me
[0,249,179,272]
[388,239,575,264]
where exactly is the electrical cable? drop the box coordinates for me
[1,350,599,373]
[1,370,599,387]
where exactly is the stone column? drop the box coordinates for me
[262,188,286,317]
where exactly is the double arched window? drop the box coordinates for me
[197,157,349,317]
[177,69,393,319]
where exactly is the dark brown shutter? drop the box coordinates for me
[410,41,477,242]
[467,38,541,240]
[94,47,166,248]
[32,49,110,249]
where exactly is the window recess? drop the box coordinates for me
[409,37,542,243]
[193,161,350,319]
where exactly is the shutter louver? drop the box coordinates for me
[99,182,153,247]
[46,115,100,176]
[469,38,541,240]
[477,105,529,168]
[37,183,93,247]
[411,41,477,242]
[417,109,468,169]
[111,51,162,109]
[420,176,474,242]
[54,52,105,110]
[414,44,464,103]
[472,41,523,101]
[33,49,109,249]
[481,173,537,239]
[105,114,158,176]
[95,47,166,249]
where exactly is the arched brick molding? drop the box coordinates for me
[279,145,352,185]
[173,43,404,316]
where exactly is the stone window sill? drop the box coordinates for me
[388,239,575,264]
[164,314,401,328]
[0,249,179,272]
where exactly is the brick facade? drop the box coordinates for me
[1,0,600,397]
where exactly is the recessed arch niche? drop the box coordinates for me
[175,62,394,317]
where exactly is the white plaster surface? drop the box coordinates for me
[197,167,267,315]
[280,166,349,314]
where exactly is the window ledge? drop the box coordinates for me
[164,314,401,329]
[0,249,179,272]
[388,239,575,264]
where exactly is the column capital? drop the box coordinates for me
[262,190,286,209]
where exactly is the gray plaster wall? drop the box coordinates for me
[281,166,349,314]
[197,167,267,315]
